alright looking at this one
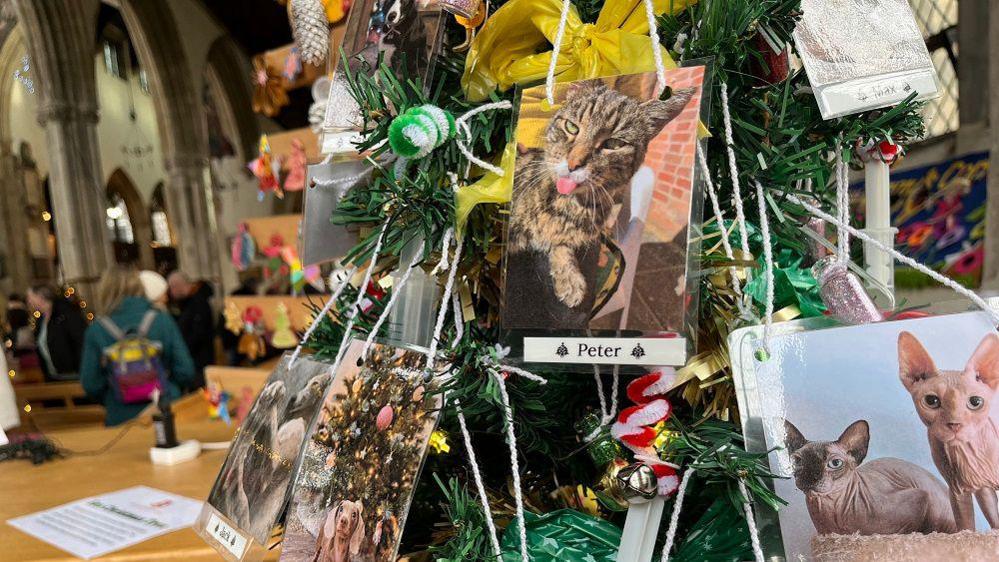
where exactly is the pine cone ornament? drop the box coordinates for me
[290,0,329,66]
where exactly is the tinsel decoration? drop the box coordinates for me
[289,0,329,66]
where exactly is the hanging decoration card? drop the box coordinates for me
[279,340,440,561]
[501,67,705,364]
[300,160,368,266]
[730,312,999,561]
[195,353,334,561]
[793,0,939,120]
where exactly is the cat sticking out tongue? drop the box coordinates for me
[556,176,578,195]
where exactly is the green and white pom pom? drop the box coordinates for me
[388,104,456,159]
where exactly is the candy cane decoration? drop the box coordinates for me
[611,370,680,496]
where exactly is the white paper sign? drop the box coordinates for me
[523,337,687,365]
[205,512,249,559]
[7,486,202,560]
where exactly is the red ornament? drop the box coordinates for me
[376,405,394,430]
[751,33,789,85]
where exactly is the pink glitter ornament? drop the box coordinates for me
[813,257,882,325]
[376,405,394,430]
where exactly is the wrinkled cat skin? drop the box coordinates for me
[508,80,694,309]
[784,419,956,536]
[899,331,999,530]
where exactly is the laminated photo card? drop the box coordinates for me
[279,340,441,562]
[793,0,939,119]
[196,353,334,561]
[731,312,999,561]
[501,67,706,366]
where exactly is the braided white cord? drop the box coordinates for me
[451,289,464,348]
[789,194,999,323]
[697,146,746,309]
[426,233,465,370]
[330,222,390,370]
[738,479,765,562]
[455,102,513,176]
[584,364,614,441]
[641,0,667,96]
[835,145,850,264]
[545,0,574,106]
[659,469,695,562]
[719,83,750,256]
[311,169,371,188]
[360,250,424,359]
[495,363,549,385]
[431,227,454,275]
[492,370,530,561]
[288,265,357,367]
[754,180,775,350]
[455,401,503,559]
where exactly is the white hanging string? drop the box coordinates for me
[754,180,775,351]
[641,0,667,96]
[789,193,999,323]
[288,265,357,367]
[659,469,695,562]
[738,479,765,562]
[584,363,620,440]
[360,250,424,359]
[431,227,454,275]
[493,370,530,561]
[455,102,513,175]
[545,0,667,104]
[697,146,747,313]
[545,0,573,106]
[719,83,751,256]
[426,232,465,370]
[451,289,464,348]
[330,223,390,370]
[835,145,850,264]
[455,401,503,560]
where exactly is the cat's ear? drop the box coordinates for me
[641,87,696,136]
[966,333,999,389]
[898,331,938,390]
[836,420,870,465]
[783,419,808,454]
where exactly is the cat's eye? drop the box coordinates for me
[969,396,985,410]
[924,394,941,408]
[563,120,579,135]
[602,138,628,150]
[827,458,844,469]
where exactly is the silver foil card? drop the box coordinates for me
[301,160,369,266]
[793,0,939,119]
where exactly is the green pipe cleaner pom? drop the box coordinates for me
[388,105,456,159]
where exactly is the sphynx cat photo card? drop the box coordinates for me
[502,67,704,337]
[731,311,999,561]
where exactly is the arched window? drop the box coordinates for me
[105,192,134,244]
[150,183,172,246]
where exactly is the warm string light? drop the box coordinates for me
[7,369,15,378]
[23,404,31,413]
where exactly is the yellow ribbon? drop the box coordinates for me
[461,0,697,101]
[454,142,517,232]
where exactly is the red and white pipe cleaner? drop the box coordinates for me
[610,370,680,496]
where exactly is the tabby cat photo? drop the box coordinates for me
[503,68,704,332]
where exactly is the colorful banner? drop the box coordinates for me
[855,151,988,288]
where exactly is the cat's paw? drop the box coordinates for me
[553,268,587,308]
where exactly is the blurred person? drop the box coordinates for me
[167,270,215,388]
[139,270,169,309]
[80,266,195,426]
[27,284,86,382]
[5,293,33,352]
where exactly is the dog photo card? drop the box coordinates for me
[196,353,334,560]
[502,67,705,337]
[279,340,441,562]
[731,311,999,561]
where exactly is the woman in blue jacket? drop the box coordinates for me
[80,266,196,426]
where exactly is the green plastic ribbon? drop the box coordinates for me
[500,509,622,562]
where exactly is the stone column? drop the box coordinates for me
[164,153,222,285]
[0,140,29,293]
[986,0,999,286]
[12,0,110,304]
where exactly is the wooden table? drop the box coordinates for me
[2,418,279,561]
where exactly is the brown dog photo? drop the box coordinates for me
[732,311,999,560]
[199,353,334,546]
[502,67,704,333]
[279,341,440,562]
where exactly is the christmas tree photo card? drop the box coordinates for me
[502,67,705,335]
[196,353,334,560]
[279,340,441,562]
[731,312,999,560]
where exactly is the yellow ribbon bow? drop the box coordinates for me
[461,0,698,101]
[454,142,517,233]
